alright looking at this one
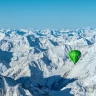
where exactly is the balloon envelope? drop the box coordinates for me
[69,50,81,64]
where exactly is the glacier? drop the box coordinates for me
[0,27,96,96]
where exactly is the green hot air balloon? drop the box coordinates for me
[69,50,81,64]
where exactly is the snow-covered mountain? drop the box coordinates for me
[0,27,96,96]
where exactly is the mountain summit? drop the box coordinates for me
[0,28,96,96]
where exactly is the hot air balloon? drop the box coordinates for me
[69,50,81,64]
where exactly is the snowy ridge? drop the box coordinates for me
[0,28,96,96]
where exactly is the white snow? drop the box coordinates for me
[0,28,96,96]
[0,33,5,40]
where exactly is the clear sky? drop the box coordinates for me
[0,0,96,29]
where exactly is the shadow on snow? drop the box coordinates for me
[16,65,77,96]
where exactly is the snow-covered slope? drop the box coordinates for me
[0,27,96,96]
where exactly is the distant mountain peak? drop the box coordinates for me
[0,28,96,96]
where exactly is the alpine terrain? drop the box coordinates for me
[0,27,96,96]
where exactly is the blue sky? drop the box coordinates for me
[0,0,96,29]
